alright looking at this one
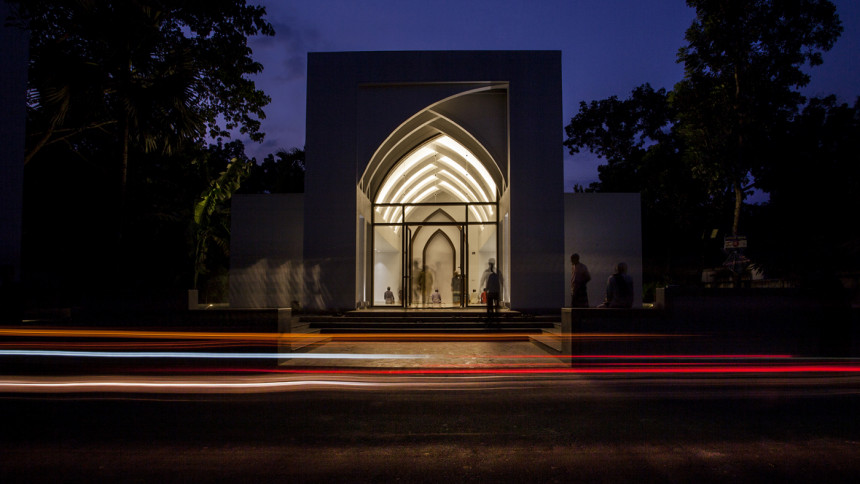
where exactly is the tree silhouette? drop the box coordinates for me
[240,148,305,194]
[673,0,842,236]
[565,0,851,288]
[11,0,274,241]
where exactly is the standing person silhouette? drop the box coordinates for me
[598,262,634,308]
[480,258,502,326]
[411,260,421,307]
[421,265,434,306]
[570,253,591,308]
[451,270,462,306]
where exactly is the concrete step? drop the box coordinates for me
[300,314,559,325]
[529,322,564,353]
[308,321,554,331]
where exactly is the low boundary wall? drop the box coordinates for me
[532,289,858,362]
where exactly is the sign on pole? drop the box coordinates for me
[724,235,748,250]
[723,235,749,274]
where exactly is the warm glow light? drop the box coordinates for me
[438,181,487,222]
[376,146,435,203]
[412,186,441,203]
[375,135,497,213]
[400,178,437,207]
[435,135,496,197]
[382,163,436,222]
[435,155,490,203]
[437,170,491,221]
[437,170,478,202]
[403,186,441,219]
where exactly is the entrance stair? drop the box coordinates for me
[298,309,558,335]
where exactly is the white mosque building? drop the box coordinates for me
[228,51,641,313]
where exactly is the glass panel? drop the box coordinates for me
[467,223,497,306]
[407,223,462,308]
[469,204,497,224]
[502,212,510,305]
[373,224,402,306]
[405,204,466,224]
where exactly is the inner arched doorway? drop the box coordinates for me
[367,132,503,308]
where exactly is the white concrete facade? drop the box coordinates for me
[229,194,304,308]
[229,51,642,312]
[303,51,565,312]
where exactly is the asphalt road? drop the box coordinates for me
[1,373,858,483]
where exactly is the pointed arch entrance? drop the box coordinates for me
[365,127,504,308]
[417,227,455,306]
[360,85,510,309]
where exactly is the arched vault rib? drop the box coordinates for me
[375,134,496,223]
[360,85,507,205]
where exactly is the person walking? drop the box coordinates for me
[480,259,502,326]
[451,271,462,306]
[421,265,434,306]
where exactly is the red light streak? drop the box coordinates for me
[177,364,860,376]
[2,363,858,395]
[3,327,857,385]
[453,354,795,359]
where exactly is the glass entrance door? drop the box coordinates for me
[408,223,461,308]
[372,203,497,308]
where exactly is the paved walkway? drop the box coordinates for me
[278,339,567,368]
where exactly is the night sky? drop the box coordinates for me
[244,0,860,192]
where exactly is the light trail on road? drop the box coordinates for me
[1,368,859,395]
[0,327,681,341]
[0,349,429,360]
[2,327,858,396]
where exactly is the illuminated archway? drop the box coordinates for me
[375,134,498,225]
[362,87,507,308]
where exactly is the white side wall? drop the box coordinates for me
[229,194,304,308]
[564,193,643,308]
